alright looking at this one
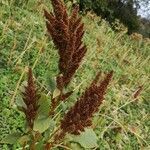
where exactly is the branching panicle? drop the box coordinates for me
[44,0,114,146]
[60,71,113,135]
[22,68,39,128]
[44,0,87,90]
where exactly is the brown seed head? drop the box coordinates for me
[22,68,39,128]
[44,0,87,89]
[61,71,113,135]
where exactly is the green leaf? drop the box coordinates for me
[72,128,98,149]
[46,76,56,93]
[33,116,51,133]
[69,143,83,150]
[15,95,26,109]
[38,93,50,116]
[0,132,22,144]
[44,120,56,140]
[53,88,61,99]
[19,81,27,93]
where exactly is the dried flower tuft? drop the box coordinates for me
[60,71,113,135]
[44,0,87,90]
[22,68,39,128]
[133,85,143,99]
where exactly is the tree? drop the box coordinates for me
[78,0,149,34]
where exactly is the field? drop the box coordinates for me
[0,0,150,149]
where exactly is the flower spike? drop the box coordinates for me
[44,0,87,90]
[61,71,113,135]
[22,68,39,128]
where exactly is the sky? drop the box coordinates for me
[138,1,150,18]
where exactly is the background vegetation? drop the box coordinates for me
[0,0,150,149]
[78,0,150,37]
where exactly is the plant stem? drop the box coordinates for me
[44,129,65,150]
[29,133,36,150]
[49,90,63,116]
[22,142,27,150]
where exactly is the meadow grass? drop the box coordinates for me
[0,0,150,149]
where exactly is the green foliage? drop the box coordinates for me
[139,18,150,37]
[72,128,98,149]
[38,94,51,116]
[0,132,22,144]
[33,116,52,133]
[46,75,57,94]
[79,0,141,34]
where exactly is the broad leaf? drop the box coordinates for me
[15,95,26,109]
[46,75,56,93]
[19,81,27,93]
[69,143,83,150]
[72,128,98,149]
[0,132,22,144]
[43,120,55,141]
[33,116,51,133]
[38,94,50,116]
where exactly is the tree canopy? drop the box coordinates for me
[78,0,149,36]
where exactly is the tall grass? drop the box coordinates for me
[0,0,150,149]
